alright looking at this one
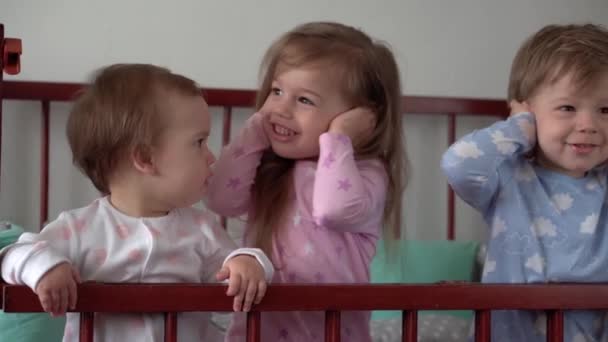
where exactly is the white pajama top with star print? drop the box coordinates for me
[0,197,273,342]
[206,112,388,342]
[442,112,608,342]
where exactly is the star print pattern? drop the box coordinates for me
[206,115,385,341]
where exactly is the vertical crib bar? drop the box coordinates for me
[474,310,491,342]
[220,105,232,230]
[79,312,95,342]
[164,312,178,342]
[402,310,418,342]
[0,24,4,191]
[246,311,261,342]
[40,100,50,229]
[222,106,232,146]
[325,310,340,342]
[546,310,564,342]
[447,112,456,240]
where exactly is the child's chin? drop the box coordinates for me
[270,145,296,159]
[562,165,594,177]
[271,144,318,160]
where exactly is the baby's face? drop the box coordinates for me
[152,92,216,208]
[530,72,608,177]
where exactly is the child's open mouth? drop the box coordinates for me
[569,143,597,154]
[272,123,296,137]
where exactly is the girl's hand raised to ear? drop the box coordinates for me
[329,107,376,148]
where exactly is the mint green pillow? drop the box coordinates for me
[0,222,23,247]
[0,223,66,342]
[370,239,479,320]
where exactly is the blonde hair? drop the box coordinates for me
[250,21,409,257]
[67,63,201,194]
[508,23,608,102]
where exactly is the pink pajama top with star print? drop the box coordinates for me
[0,197,274,342]
[206,113,388,342]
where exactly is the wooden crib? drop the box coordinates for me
[1,23,608,342]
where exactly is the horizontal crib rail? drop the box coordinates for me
[3,283,607,312]
[3,80,509,116]
[2,283,600,342]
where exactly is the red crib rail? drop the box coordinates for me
[2,283,605,342]
[1,80,509,237]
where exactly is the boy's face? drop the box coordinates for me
[151,92,216,208]
[530,72,608,177]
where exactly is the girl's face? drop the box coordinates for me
[259,64,351,159]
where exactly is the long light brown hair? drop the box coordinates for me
[250,22,409,257]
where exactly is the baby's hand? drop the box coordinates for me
[35,262,81,316]
[215,255,267,312]
[329,107,376,147]
[509,100,531,117]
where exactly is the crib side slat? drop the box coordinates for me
[475,310,491,342]
[164,312,177,342]
[219,105,232,230]
[546,310,564,342]
[246,311,261,342]
[0,24,4,191]
[447,112,456,240]
[402,310,418,342]
[40,100,50,230]
[80,312,94,342]
[325,310,340,342]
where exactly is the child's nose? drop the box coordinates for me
[273,98,294,119]
[577,111,599,133]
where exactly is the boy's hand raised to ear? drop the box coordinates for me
[509,100,531,116]
[216,255,268,312]
[509,100,537,145]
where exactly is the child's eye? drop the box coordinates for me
[271,87,282,96]
[600,107,608,114]
[559,105,575,112]
[197,138,207,147]
[298,96,315,105]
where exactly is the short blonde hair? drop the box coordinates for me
[508,23,608,102]
[67,64,201,194]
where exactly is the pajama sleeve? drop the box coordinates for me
[312,132,388,233]
[441,112,536,212]
[0,212,81,291]
[205,112,270,217]
[197,211,273,283]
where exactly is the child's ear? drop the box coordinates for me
[131,145,156,174]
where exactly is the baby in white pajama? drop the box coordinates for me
[0,64,273,342]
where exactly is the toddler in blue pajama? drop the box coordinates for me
[442,23,608,341]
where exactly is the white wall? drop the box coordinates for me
[1,0,607,241]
